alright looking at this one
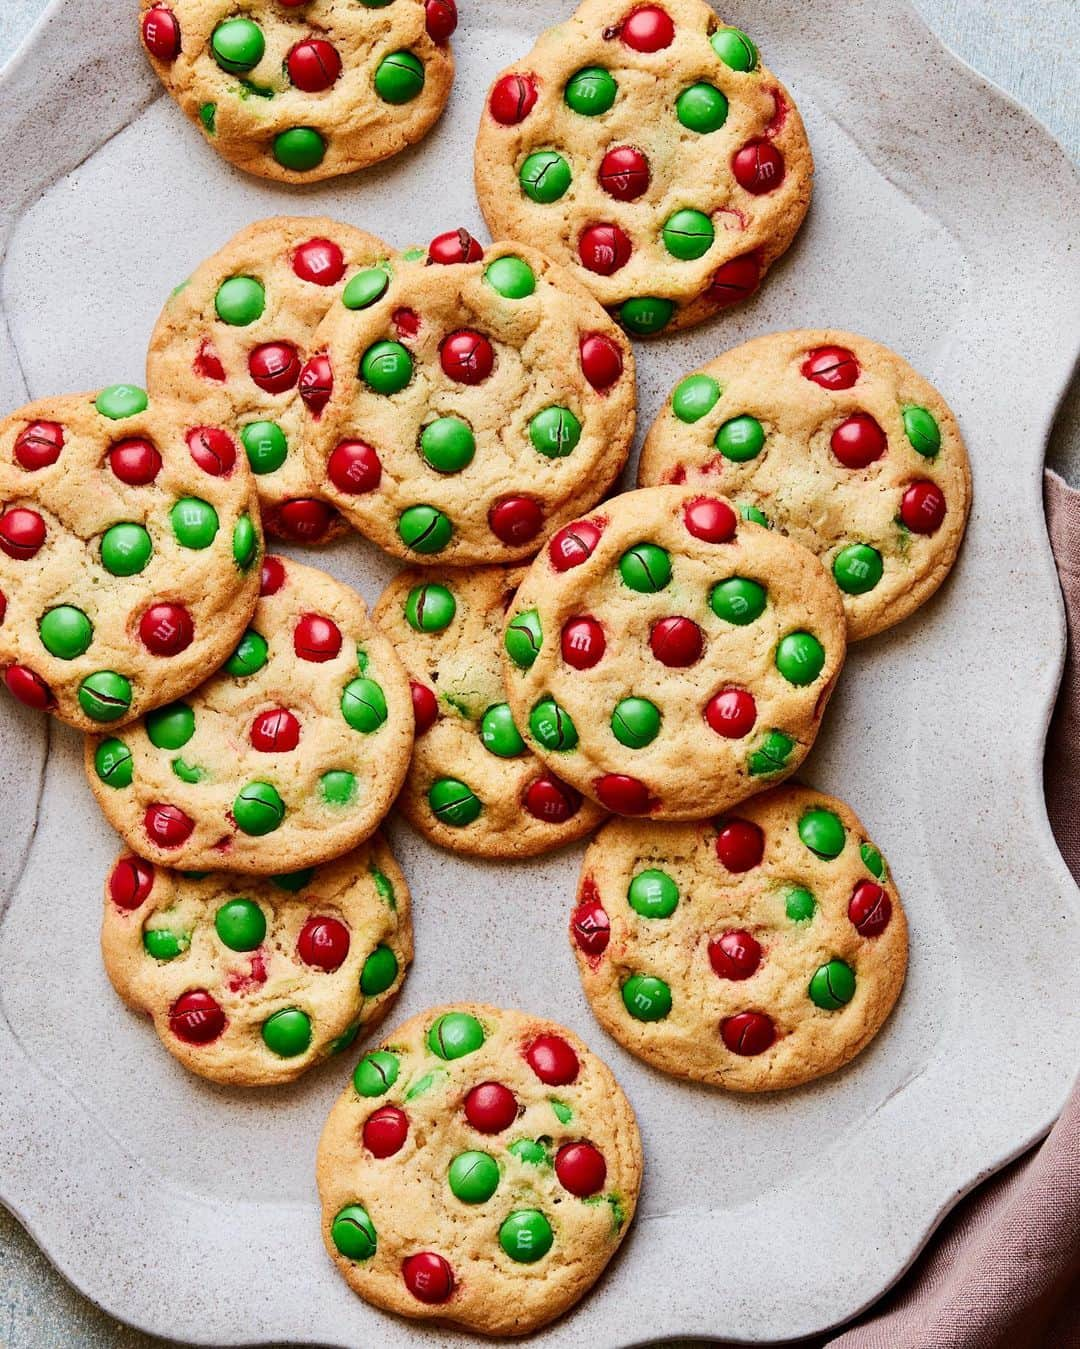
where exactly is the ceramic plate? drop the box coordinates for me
[1,0,1079,1343]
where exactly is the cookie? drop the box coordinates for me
[0,387,261,732]
[147,217,393,544]
[374,566,606,857]
[317,1004,642,1335]
[304,232,637,565]
[572,786,908,1090]
[474,0,812,337]
[85,555,413,873]
[102,836,411,1086]
[140,0,456,183]
[503,486,846,821]
[639,330,972,640]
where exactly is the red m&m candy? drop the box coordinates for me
[599,146,650,201]
[849,880,892,937]
[428,228,483,265]
[363,1105,409,1157]
[294,612,342,661]
[801,346,860,390]
[684,496,736,543]
[0,507,45,560]
[402,1252,454,1304]
[571,895,610,956]
[169,989,225,1045]
[594,773,651,814]
[140,603,194,656]
[142,6,181,60]
[277,498,335,541]
[489,74,538,125]
[108,437,161,485]
[251,707,301,753]
[709,929,762,980]
[393,307,420,338]
[715,818,764,871]
[286,39,342,93]
[145,803,195,848]
[651,616,703,667]
[831,414,886,469]
[249,342,301,394]
[187,426,236,476]
[489,497,543,546]
[440,330,495,385]
[549,519,603,571]
[194,340,226,383]
[260,555,286,596]
[299,354,333,416]
[705,687,756,739]
[523,775,582,824]
[109,856,155,910]
[525,1034,579,1085]
[561,616,606,669]
[556,1141,607,1196]
[732,140,785,194]
[580,333,624,391]
[465,1081,518,1133]
[620,6,675,51]
[411,681,438,734]
[721,1010,776,1056]
[293,237,346,286]
[14,421,64,470]
[297,915,350,971]
[901,481,946,534]
[426,0,458,43]
[705,254,760,309]
[4,665,53,710]
[579,224,632,276]
[328,440,381,494]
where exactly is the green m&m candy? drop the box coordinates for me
[199,103,217,134]
[341,677,388,732]
[530,407,582,459]
[550,1099,573,1125]
[785,886,817,923]
[171,498,219,550]
[405,582,456,632]
[499,1209,553,1263]
[448,1151,500,1204]
[331,1205,377,1261]
[172,758,204,784]
[143,927,187,961]
[94,738,133,789]
[509,1138,549,1167]
[147,701,195,750]
[611,696,661,749]
[564,66,617,115]
[78,671,132,723]
[215,898,266,952]
[361,340,413,394]
[799,807,846,859]
[519,150,572,204]
[241,421,288,475]
[321,770,357,807]
[262,1007,312,1057]
[215,276,265,326]
[622,973,672,1021]
[672,374,721,423]
[225,629,268,677]
[429,778,482,827]
[748,728,795,777]
[711,26,758,71]
[662,209,716,261]
[272,868,314,893]
[211,17,264,73]
[505,610,542,668]
[739,502,769,527]
[273,128,327,172]
[233,515,258,569]
[619,543,671,593]
[353,1050,399,1097]
[427,1011,485,1059]
[374,51,425,103]
[233,781,285,835]
[809,959,856,1010]
[716,415,765,462]
[833,544,883,596]
[398,504,453,554]
[861,842,886,879]
[530,698,578,751]
[480,703,526,758]
[485,256,536,299]
[618,296,675,335]
[39,605,92,660]
[676,82,729,133]
[420,418,475,474]
[775,631,826,686]
[711,577,766,625]
[343,267,391,310]
[360,945,399,996]
[903,406,941,458]
[100,522,152,576]
[628,869,679,919]
[95,385,148,420]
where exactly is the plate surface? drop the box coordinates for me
[1,0,1079,1344]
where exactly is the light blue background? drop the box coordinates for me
[0,3,1076,1345]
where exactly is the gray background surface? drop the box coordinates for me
[0,2,1077,1346]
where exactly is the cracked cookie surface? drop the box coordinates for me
[140,0,456,182]
[317,1003,642,1335]
[503,486,846,821]
[102,836,411,1086]
[474,0,812,336]
[572,786,908,1090]
[375,566,606,857]
[0,387,261,731]
[85,555,413,873]
[639,330,972,640]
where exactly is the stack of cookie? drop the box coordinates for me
[0,0,974,1337]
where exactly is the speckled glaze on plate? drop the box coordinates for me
[1,0,1079,1345]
